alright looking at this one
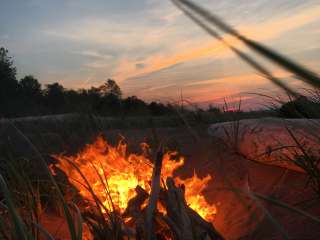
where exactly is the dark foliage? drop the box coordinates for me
[0,47,176,118]
[278,96,320,118]
[0,47,19,117]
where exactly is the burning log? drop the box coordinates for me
[186,207,224,240]
[121,166,224,239]
[123,186,149,220]
[160,178,224,240]
[163,177,193,240]
[123,185,149,239]
[146,149,164,240]
[121,177,224,240]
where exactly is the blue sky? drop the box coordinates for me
[1,0,320,109]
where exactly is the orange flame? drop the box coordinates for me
[52,135,216,222]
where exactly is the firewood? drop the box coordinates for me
[122,185,149,239]
[164,177,194,240]
[120,150,224,240]
[187,207,224,240]
[123,185,149,219]
[121,180,224,240]
[145,148,164,240]
[161,178,224,240]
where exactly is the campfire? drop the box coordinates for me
[51,135,222,239]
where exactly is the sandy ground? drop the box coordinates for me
[30,125,319,239]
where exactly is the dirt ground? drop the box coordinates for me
[102,126,320,239]
[1,121,319,239]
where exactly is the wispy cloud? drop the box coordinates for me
[1,0,320,109]
[74,50,113,60]
[118,3,320,83]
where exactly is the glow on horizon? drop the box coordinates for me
[1,0,320,109]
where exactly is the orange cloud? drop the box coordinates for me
[115,5,320,83]
[113,36,238,82]
[180,70,292,103]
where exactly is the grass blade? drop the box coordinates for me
[253,192,320,224]
[33,223,55,240]
[0,175,28,240]
[171,0,299,97]
[7,122,80,240]
[174,0,320,88]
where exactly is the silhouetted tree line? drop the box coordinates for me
[0,47,178,118]
[3,47,318,119]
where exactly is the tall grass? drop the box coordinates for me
[1,1,320,239]
[286,128,320,197]
[0,157,42,239]
[171,0,320,238]
[0,122,83,240]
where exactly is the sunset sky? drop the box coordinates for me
[1,0,320,109]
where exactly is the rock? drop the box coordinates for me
[208,118,320,173]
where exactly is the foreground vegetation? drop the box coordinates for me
[0,0,320,239]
